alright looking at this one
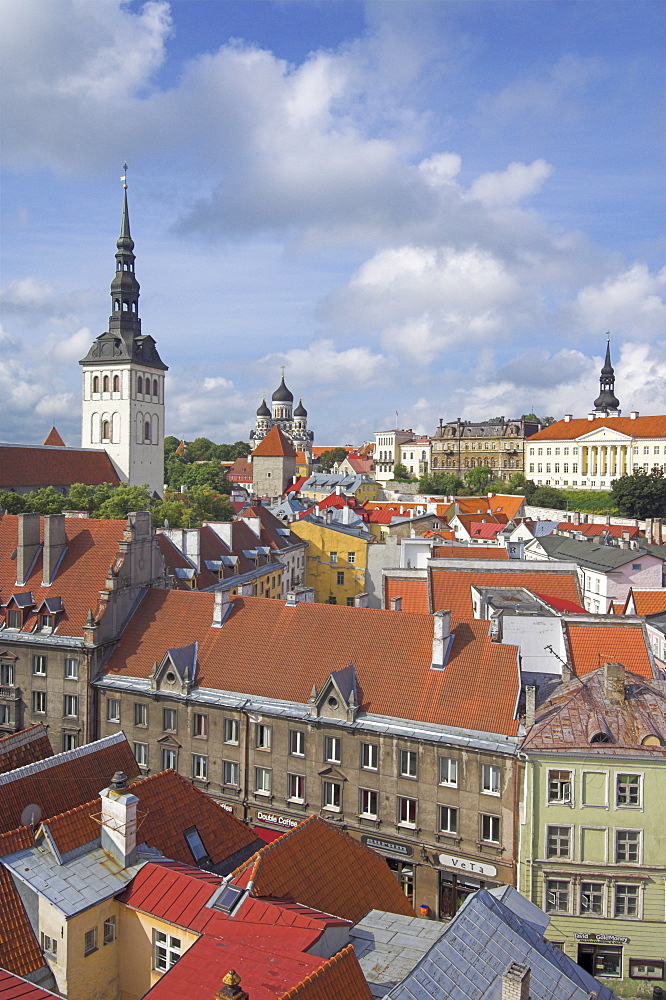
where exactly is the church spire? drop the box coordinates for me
[593,334,620,415]
[117,164,134,252]
[109,164,141,346]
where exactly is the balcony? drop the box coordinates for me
[0,685,20,701]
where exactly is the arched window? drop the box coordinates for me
[144,420,151,442]
[113,375,120,392]
[114,299,119,311]
[102,420,110,441]
[103,375,109,392]
[122,301,129,311]
[131,302,136,313]
[153,379,158,397]
[137,376,143,394]
[92,376,99,393]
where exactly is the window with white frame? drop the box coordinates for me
[614,883,640,918]
[480,813,500,844]
[546,879,570,913]
[359,788,378,818]
[134,742,148,768]
[32,691,46,714]
[163,707,177,732]
[481,764,501,795]
[193,713,208,738]
[41,932,57,958]
[616,773,641,807]
[106,699,120,723]
[153,929,181,971]
[256,723,272,750]
[224,717,239,744]
[287,773,305,802]
[580,881,605,915]
[63,733,77,751]
[64,657,78,680]
[547,769,572,803]
[255,766,271,796]
[361,742,378,770]
[162,747,177,770]
[399,749,418,778]
[103,917,116,945]
[63,694,78,718]
[0,661,14,686]
[615,829,641,863]
[192,754,208,781]
[32,655,47,676]
[398,796,417,827]
[134,703,148,727]
[289,729,305,756]
[84,927,98,957]
[546,825,572,859]
[322,780,341,811]
[438,805,458,835]
[439,757,458,786]
[347,551,355,564]
[324,735,341,763]
[223,760,239,786]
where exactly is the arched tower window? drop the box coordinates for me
[144,420,151,442]
[122,301,129,312]
[103,375,110,392]
[113,375,120,392]
[92,376,100,393]
[153,379,158,397]
[102,420,110,441]
[137,376,143,394]
[114,299,119,311]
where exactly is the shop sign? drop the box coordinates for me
[361,835,414,858]
[438,853,497,878]
[574,933,629,944]
[219,802,234,814]
[255,810,299,829]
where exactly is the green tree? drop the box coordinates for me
[153,487,234,528]
[531,486,566,509]
[318,447,348,472]
[611,468,666,519]
[393,463,411,481]
[506,473,537,501]
[96,485,153,520]
[186,437,218,463]
[164,435,180,455]
[521,413,540,423]
[67,482,116,514]
[0,491,29,514]
[180,462,229,492]
[24,487,66,515]
[464,466,493,493]
[420,472,464,495]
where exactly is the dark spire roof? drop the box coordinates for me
[294,397,307,417]
[80,166,167,372]
[593,335,620,414]
[272,375,293,403]
[256,397,271,417]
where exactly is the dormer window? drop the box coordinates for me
[40,614,54,631]
[590,732,611,744]
[6,609,21,629]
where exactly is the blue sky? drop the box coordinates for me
[1,0,664,448]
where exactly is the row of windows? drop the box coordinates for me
[2,610,62,633]
[546,879,641,918]
[91,374,160,398]
[547,769,644,809]
[545,825,643,863]
[3,656,79,682]
[530,463,578,474]
[329,551,356,564]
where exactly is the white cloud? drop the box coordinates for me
[478,54,602,125]
[1,277,56,310]
[467,159,553,207]
[565,264,666,341]
[259,339,393,388]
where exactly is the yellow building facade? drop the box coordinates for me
[289,518,371,605]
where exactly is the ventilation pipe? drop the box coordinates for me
[42,514,67,586]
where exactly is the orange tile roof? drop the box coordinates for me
[565,623,654,678]
[0,864,44,978]
[104,590,521,735]
[0,514,130,637]
[0,825,35,858]
[432,546,508,560]
[232,815,415,924]
[42,426,66,447]
[527,415,666,441]
[252,426,297,458]
[384,578,429,613]
[625,590,666,616]
[278,945,372,1000]
[0,734,140,834]
[0,444,120,488]
[556,522,641,539]
[0,725,53,775]
[430,567,581,618]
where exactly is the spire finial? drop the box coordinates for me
[121,162,128,190]
[280,364,286,380]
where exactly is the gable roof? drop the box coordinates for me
[0,443,120,489]
[432,546,508,560]
[526,414,666,441]
[231,815,415,924]
[0,725,53,775]
[536,534,652,571]
[556,521,641,539]
[564,622,654,678]
[0,864,45,978]
[42,427,66,447]
[624,588,666,616]
[428,566,581,618]
[252,425,297,459]
[0,732,139,835]
[120,860,223,925]
[103,590,521,736]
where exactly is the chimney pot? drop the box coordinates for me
[501,962,530,1000]
[630,410,639,419]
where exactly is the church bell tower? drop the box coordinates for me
[80,168,168,496]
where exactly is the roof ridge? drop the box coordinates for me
[277,944,357,999]
[0,732,127,786]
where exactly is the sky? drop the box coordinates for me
[1,0,664,449]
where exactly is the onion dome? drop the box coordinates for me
[256,397,270,417]
[294,397,307,417]
[272,375,293,403]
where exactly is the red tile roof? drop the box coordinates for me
[565,623,654,678]
[432,546,508,560]
[533,593,588,614]
[429,567,581,618]
[469,522,506,539]
[0,725,53,775]
[120,860,223,925]
[384,578,429,613]
[624,589,666,616]
[0,865,44,978]
[0,970,60,999]
[279,945,372,1000]
[252,426,296,459]
[0,444,120,489]
[556,522,641,539]
[0,514,130,637]
[42,427,66,447]
[104,590,521,735]
[0,733,140,835]
[527,415,666,441]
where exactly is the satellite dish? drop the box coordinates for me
[21,804,42,827]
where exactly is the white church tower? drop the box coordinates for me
[80,169,167,496]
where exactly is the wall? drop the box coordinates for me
[62,900,121,1000]
[118,907,200,1000]
[289,520,370,604]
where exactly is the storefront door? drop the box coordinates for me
[386,859,415,905]
[577,945,622,979]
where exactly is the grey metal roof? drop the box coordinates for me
[386,887,618,1000]
[351,910,448,998]
[537,534,650,571]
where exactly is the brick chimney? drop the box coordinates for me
[525,685,536,728]
[42,514,67,586]
[502,962,530,1000]
[390,596,402,612]
[431,609,452,670]
[604,661,625,704]
[99,771,138,868]
[16,513,41,586]
[213,590,232,627]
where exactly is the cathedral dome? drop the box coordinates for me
[294,398,307,417]
[272,376,293,403]
[256,398,271,417]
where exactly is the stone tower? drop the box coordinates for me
[80,171,168,496]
